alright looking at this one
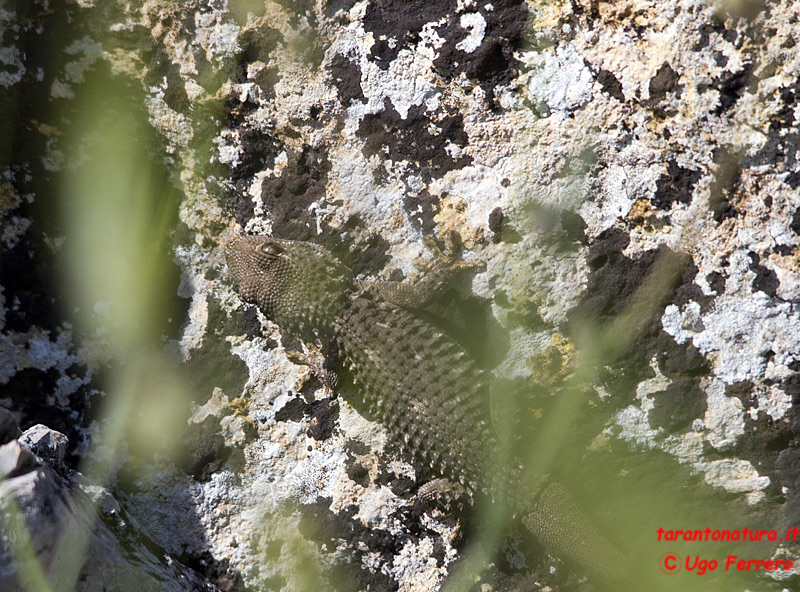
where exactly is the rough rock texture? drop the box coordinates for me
[0,425,221,592]
[3,0,800,590]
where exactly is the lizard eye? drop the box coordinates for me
[259,243,283,257]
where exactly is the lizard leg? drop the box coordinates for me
[417,477,468,511]
[285,346,339,394]
[368,231,485,309]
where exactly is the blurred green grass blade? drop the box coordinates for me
[0,488,54,592]
[47,65,190,590]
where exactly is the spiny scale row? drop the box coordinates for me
[336,297,492,496]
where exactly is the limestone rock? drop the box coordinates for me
[2,0,800,590]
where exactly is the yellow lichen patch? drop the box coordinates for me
[0,180,20,213]
[627,198,661,229]
[228,396,251,418]
[434,193,484,245]
[36,123,62,138]
[770,249,800,301]
[773,250,800,274]
[526,333,577,385]
[527,0,572,30]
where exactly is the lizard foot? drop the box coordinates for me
[365,232,485,310]
[417,477,468,512]
[285,347,339,395]
[416,231,486,276]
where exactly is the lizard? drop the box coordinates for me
[224,231,628,583]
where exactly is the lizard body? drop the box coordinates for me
[225,233,626,582]
[226,235,492,492]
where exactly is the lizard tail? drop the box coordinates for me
[522,481,630,581]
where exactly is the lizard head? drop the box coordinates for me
[225,234,349,336]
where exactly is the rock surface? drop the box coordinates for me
[2,0,800,590]
[1,425,221,591]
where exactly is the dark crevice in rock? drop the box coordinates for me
[568,229,708,415]
[432,0,528,104]
[182,415,232,481]
[363,0,457,68]
[597,69,624,101]
[0,229,60,335]
[308,399,339,441]
[358,99,472,183]
[275,395,339,441]
[241,144,331,240]
[648,379,707,432]
[362,0,527,105]
[344,459,370,488]
[349,232,393,278]
[706,271,726,295]
[179,550,242,592]
[748,252,780,297]
[647,62,682,105]
[711,62,755,115]
[274,397,308,423]
[738,406,795,486]
[186,299,250,398]
[769,81,800,133]
[234,25,281,96]
[403,189,440,233]
[790,207,800,234]
[652,160,702,210]
[694,18,730,50]
[330,52,366,105]
[708,147,744,223]
[785,172,800,190]
[559,210,589,247]
[225,125,283,225]
[6,368,84,467]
